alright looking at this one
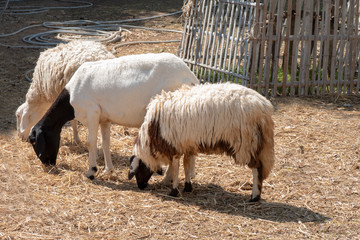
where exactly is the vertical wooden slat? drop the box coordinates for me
[218,3,234,82]
[344,0,352,94]
[337,0,347,94]
[348,0,358,94]
[289,0,303,96]
[236,4,250,83]
[192,0,204,78]
[329,0,340,94]
[303,0,314,96]
[213,2,226,82]
[186,0,200,73]
[297,1,306,95]
[298,1,306,96]
[263,0,276,97]
[356,0,360,95]
[256,0,269,94]
[270,0,285,96]
[223,3,236,82]
[203,0,217,83]
[237,4,252,84]
[281,0,293,96]
[250,0,262,88]
[310,0,320,95]
[229,3,242,83]
[198,0,212,81]
[243,4,255,82]
[353,0,360,95]
[208,1,222,82]
[321,0,331,96]
[315,0,326,95]
[180,0,194,60]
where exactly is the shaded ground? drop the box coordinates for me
[1,1,359,239]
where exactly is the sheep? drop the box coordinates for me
[128,83,275,202]
[16,40,115,143]
[29,53,199,179]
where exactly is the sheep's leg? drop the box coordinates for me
[250,164,263,202]
[161,165,173,185]
[169,157,180,197]
[100,122,114,175]
[183,154,193,192]
[71,120,80,144]
[189,154,196,179]
[85,111,100,180]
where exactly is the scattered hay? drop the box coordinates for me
[1,96,359,239]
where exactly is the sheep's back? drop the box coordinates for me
[144,83,273,154]
[66,53,199,128]
[27,40,115,103]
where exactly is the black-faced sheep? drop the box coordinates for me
[128,83,275,202]
[16,40,115,143]
[29,53,199,179]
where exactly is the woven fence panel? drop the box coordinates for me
[179,0,360,96]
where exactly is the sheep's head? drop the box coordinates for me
[16,102,50,142]
[128,155,163,189]
[29,126,60,166]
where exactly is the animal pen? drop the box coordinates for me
[178,0,360,96]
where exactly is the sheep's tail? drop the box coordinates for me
[257,115,275,180]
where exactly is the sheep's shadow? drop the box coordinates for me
[91,179,330,223]
[44,150,130,176]
[161,183,330,223]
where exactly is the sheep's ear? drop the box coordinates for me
[28,130,36,145]
[128,155,139,180]
[31,129,46,159]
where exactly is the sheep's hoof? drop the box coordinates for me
[169,188,179,197]
[183,182,192,192]
[249,195,261,202]
[86,166,98,180]
[102,168,114,176]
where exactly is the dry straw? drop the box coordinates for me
[1,96,359,239]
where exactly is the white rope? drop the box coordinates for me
[0,11,183,48]
[0,0,93,15]
[0,0,9,17]
[0,4,184,81]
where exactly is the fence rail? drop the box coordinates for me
[179,0,360,96]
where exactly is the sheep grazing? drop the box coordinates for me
[16,40,115,143]
[29,53,199,179]
[128,83,275,202]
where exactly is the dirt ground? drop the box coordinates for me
[1,1,360,239]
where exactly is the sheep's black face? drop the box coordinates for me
[128,155,163,190]
[29,127,60,166]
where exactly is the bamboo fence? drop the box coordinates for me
[179,0,360,96]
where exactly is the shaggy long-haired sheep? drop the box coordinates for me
[129,83,275,202]
[16,40,115,142]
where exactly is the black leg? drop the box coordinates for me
[184,182,193,192]
[169,188,179,197]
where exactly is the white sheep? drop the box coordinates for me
[16,40,115,143]
[28,53,199,179]
[128,83,275,202]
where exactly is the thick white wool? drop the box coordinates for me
[134,83,275,178]
[27,40,115,103]
[16,40,115,140]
